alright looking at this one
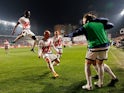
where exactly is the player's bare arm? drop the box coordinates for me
[11,22,20,35]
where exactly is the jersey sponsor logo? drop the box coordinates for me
[23,22,30,29]
[54,37,62,46]
[41,41,51,53]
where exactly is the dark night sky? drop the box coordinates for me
[0,0,124,35]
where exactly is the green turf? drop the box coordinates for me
[0,46,124,93]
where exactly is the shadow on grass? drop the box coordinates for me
[38,71,51,79]
[61,80,101,93]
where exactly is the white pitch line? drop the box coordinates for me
[109,49,124,68]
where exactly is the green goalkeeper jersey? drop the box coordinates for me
[83,22,110,48]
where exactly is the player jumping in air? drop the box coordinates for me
[11,10,37,52]
[38,30,60,78]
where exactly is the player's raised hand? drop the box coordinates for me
[11,22,20,35]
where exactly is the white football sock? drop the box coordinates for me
[104,64,116,79]
[97,63,104,86]
[85,63,92,87]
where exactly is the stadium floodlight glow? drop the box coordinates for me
[11,22,16,26]
[0,19,17,27]
[120,9,124,16]
[3,21,7,25]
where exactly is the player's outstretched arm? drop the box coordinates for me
[64,26,85,37]
[11,22,20,35]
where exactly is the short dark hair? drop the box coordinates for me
[83,11,97,23]
[24,10,30,16]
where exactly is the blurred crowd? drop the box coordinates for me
[112,35,124,49]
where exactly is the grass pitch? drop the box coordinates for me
[0,46,124,93]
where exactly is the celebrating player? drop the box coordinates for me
[11,10,37,52]
[65,12,118,90]
[38,30,60,78]
[53,30,63,59]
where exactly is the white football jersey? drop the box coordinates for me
[38,38,53,54]
[53,35,63,48]
[4,41,9,47]
[18,16,30,29]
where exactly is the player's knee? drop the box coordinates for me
[56,59,60,63]
[86,61,92,65]
[32,36,36,40]
[45,58,50,63]
[86,59,94,65]
[22,35,24,37]
[97,60,104,65]
[93,61,97,66]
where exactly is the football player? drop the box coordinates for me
[11,10,37,52]
[53,30,63,59]
[38,30,60,78]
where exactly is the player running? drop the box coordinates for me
[38,30,60,78]
[53,30,63,59]
[11,10,37,52]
